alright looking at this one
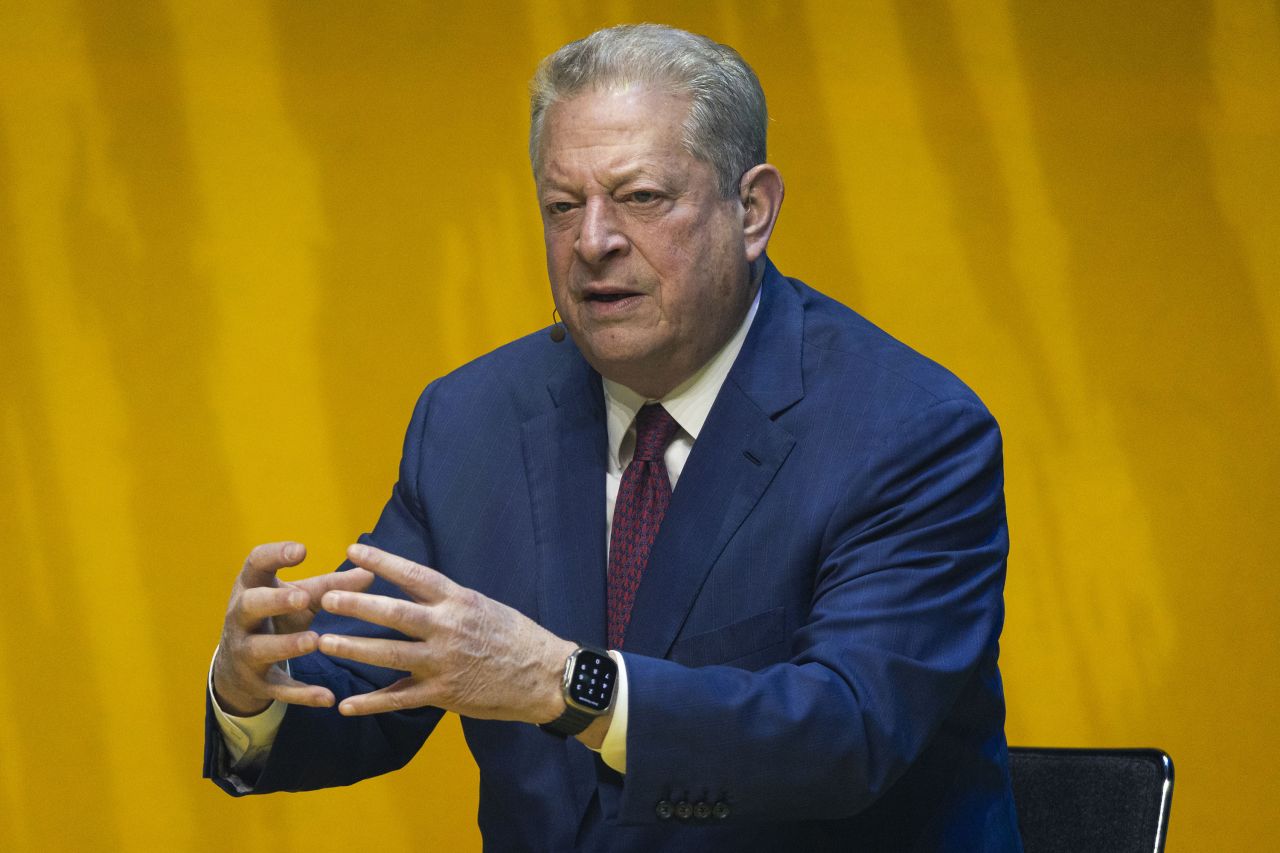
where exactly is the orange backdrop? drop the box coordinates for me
[2,1,1277,850]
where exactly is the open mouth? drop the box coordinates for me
[588,292,635,303]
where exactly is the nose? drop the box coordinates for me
[575,196,628,265]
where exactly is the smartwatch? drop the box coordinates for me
[540,645,617,737]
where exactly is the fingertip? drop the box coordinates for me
[287,589,307,608]
[283,542,306,563]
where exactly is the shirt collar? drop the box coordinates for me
[603,284,762,470]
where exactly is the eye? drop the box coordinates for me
[628,190,659,204]
[546,201,576,216]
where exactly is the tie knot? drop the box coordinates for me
[632,404,680,462]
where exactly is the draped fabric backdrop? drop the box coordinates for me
[2,2,1277,850]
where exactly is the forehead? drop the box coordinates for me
[537,86,698,187]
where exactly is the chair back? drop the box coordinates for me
[1009,746,1173,853]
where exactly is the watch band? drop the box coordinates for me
[540,702,598,737]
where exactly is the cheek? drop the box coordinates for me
[543,236,573,282]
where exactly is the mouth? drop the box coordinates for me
[578,289,645,319]
[580,285,645,307]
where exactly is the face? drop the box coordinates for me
[536,86,755,398]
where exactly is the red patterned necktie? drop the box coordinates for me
[607,404,681,649]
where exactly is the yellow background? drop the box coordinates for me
[2,1,1277,850]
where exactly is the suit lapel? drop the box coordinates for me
[621,262,805,658]
[522,354,609,647]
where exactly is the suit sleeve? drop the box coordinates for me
[615,398,1009,823]
[204,386,448,795]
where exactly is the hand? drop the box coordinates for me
[212,541,374,716]
[316,544,577,725]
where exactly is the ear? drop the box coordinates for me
[738,164,785,263]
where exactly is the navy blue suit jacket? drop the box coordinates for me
[206,262,1022,851]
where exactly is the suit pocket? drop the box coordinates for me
[669,607,788,669]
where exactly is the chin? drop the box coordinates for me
[581,344,662,383]
[579,330,658,362]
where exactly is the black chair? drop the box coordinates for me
[1009,747,1174,853]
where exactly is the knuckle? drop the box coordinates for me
[241,638,269,667]
[402,562,429,590]
[391,599,420,630]
[386,644,412,672]
[386,688,414,712]
[243,543,272,570]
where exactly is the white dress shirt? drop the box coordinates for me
[211,286,760,778]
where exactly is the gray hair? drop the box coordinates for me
[529,24,768,198]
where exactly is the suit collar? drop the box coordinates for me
[725,258,806,418]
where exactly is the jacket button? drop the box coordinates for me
[693,801,712,819]
[655,800,674,820]
[675,801,693,819]
[712,801,731,819]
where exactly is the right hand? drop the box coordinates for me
[212,541,374,716]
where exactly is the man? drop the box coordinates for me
[206,23,1022,852]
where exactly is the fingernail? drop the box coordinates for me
[284,543,301,561]
[288,590,306,608]
[323,591,343,610]
[348,543,367,560]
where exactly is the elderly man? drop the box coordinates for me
[206,23,1022,852]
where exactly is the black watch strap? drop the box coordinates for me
[540,703,598,738]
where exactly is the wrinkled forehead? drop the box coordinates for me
[534,85,696,183]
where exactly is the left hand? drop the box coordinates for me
[317,544,576,724]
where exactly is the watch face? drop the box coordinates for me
[568,649,616,712]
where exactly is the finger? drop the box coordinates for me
[317,633,425,672]
[241,541,307,586]
[239,630,320,667]
[345,544,452,603]
[262,665,335,708]
[275,570,376,635]
[319,589,425,636]
[318,632,426,671]
[236,585,310,629]
[337,677,424,717]
[292,566,376,601]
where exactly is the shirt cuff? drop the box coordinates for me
[589,650,628,774]
[208,647,287,767]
